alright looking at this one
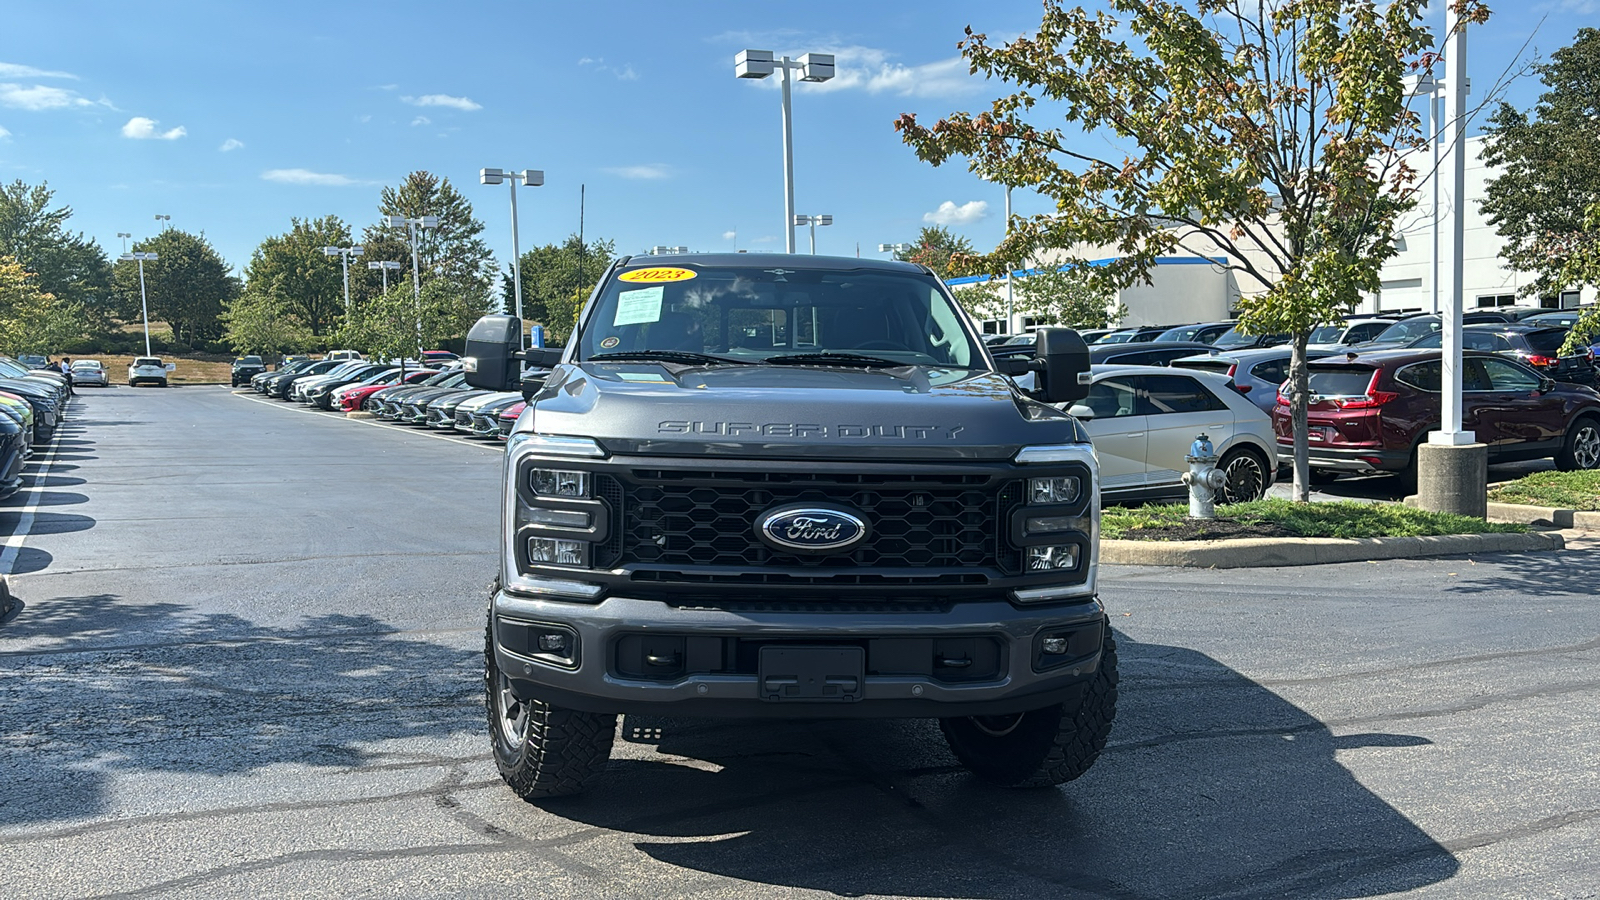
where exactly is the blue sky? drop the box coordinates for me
[0,0,1591,277]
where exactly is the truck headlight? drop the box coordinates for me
[528,537,589,568]
[531,469,590,498]
[1029,476,1080,505]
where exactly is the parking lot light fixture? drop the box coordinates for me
[650,246,689,256]
[367,259,402,293]
[153,214,171,231]
[877,242,912,257]
[119,251,160,356]
[117,232,132,254]
[793,214,831,254]
[321,245,364,310]
[481,168,544,347]
[735,48,835,253]
[385,215,440,367]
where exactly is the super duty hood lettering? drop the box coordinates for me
[659,421,966,440]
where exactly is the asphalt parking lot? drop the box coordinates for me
[1,384,1597,899]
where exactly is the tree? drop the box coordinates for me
[336,279,494,361]
[0,256,83,354]
[0,179,114,334]
[219,290,312,357]
[896,225,976,280]
[240,216,354,338]
[112,230,239,347]
[359,172,495,304]
[515,234,614,326]
[1555,203,1600,355]
[1480,28,1600,302]
[1014,268,1127,328]
[896,0,1483,500]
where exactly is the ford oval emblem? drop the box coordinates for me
[756,504,870,555]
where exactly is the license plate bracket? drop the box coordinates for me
[759,646,864,702]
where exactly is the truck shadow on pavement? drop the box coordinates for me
[549,632,1457,900]
[1440,542,1600,598]
[0,597,480,828]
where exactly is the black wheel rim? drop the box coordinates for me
[1221,453,1266,503]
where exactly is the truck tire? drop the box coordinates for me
[940,623,1117,788]
[485,614,616,800]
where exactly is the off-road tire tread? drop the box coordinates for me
[941,625,1118,788]
[484,605,616,801]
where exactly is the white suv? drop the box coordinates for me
[128,356,172,387]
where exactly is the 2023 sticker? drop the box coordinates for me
[618,267,697,284]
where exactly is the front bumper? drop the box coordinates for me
[491,590,1108,718]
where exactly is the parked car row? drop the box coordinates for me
[245,356,535,442]
[0,355,76,499]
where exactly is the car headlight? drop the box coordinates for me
[503,434,609,600]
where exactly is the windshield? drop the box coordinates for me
[1211,326,1257,348]
[1309,325,1346,343]
[134,357,163,367]
[236,356,262,365]
[577,264,980,368]
[0,360,28,376]
[1373,317,1439,343]
[421,370,456,386]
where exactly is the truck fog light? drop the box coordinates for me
[537,632,569,653]
[1029,476,1081,504]
[529,537,589,568]
[524,507,591,528]
[531,469,591,499]
[1040,636,1069,655]
[1027,544,1080,571]
[1024,515,1078,535]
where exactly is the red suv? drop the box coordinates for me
[1272,349,1600,483]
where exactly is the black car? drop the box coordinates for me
[1087,340,1220,367]
[264,359,345,398]
[253,358,315,393]
[231,355,267,386]
[0,377,63,442]
[0,413,25,499]
[1404,324,1596,386]
[1092,325,1170,344]
[369,370,458,418]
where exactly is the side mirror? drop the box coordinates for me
[1539,377,1557,394]
[1035,328,1091,404]
[463,314,522,390]
[1068,403,1095,419]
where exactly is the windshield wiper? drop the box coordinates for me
[764,352,906,368]
[587,350,745,366]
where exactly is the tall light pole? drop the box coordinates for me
[117,232,131,254]
[1004,185,1015,334]
[367,260,401,293]
[384,215,439,367]
[735,49,835,253]
[878,242,912,257]
[120,251,159,356]
[793,214,832,254]
[480,168,544,348]
[153,214,171,232]
[321,244,364,311]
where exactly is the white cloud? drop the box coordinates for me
[261,168,363,186]
[742,46,985,99]
[0,125,9,140]
[410,115,431,126]
[604,164,670,180]
[923,200,989,226]
[0,83,95,111]
[401,93,481,111]
[122,117,186,140]
[218,138,244,152]
[0,63,76,79]
[722,230,737,241]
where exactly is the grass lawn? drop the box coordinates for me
[1487,470,1600,511]
[1103,498,1526,541]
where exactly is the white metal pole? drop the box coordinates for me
[1431,92,1440,316]
[779,58,796,254]
[138,258,152,357]
[409,221,423,363]
[1005,186,1015,333]
[509,179,525,347]
[1436,8,1469,444]
[340,252,351,311]
[809,219,816,254]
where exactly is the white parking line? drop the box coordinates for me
[0,403,70,576]
[230,390,504,452]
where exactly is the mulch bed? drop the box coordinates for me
[1119,519,1302,541]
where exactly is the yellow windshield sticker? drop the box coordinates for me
[618,267,697,284]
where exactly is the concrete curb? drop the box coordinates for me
[346,411,376,419]
[1403,495,1600,529]
[1102,530,1565,568]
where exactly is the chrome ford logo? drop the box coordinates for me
[756,504,869,555]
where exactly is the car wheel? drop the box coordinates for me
[941,623,1117,787]
[485,612,616,800]
[1218,447,1271,504]
[1556,416,1600,471]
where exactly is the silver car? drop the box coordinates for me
[1065,365,1277,505]
[69,359,108,387]
[1171,347,1336,414]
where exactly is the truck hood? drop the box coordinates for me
[525,362,1086,461]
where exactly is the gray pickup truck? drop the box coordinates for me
[463,253,1112,799]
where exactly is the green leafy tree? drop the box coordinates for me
[219,289,312,357]
[337,279,495,362]
[515,234,614,326]
[896,226,976,279]
[359,171,495,305]
[240,216,354,338]
[1014,268,1127,328]
[0,256,84,354]
[896,0,1481,499]
[1481,28,1600,301]
[112,230,239,347]
[0,179,114,335]
[1554,203,1600,355]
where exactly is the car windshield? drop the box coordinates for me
[1307,366,1377,397]
[578,264,980,368]
[237,356,262,365]
[1373,317,1439,343]
[421,371,456,386]
[1211,326,1265,348]
[1094,331,1134,344]
[134,357,163,367]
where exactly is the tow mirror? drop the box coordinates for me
[463,315,522,390]
[1035,328,1091,404]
